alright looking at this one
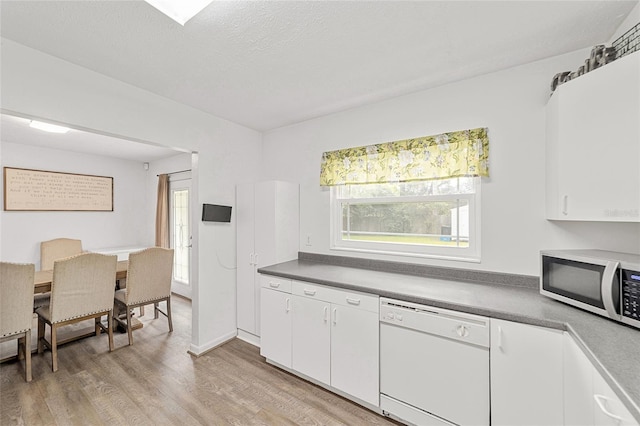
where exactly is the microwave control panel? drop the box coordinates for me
[621,269,640,324]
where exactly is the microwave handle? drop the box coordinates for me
[601,261,620,320]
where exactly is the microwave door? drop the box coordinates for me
[601,261,621,320]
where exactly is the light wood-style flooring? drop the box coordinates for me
[1,296,399,425]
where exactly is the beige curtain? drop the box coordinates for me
[155,174,170,248]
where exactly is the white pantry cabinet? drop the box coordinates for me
[490,319,564,426]
[564,333,639,426]
[236,181,299,338]
[290,280,379,406]
[546,51,640,222]
[259,275,293,368]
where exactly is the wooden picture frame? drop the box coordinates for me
[3,167,114,211]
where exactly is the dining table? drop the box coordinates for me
[34,260,129,294]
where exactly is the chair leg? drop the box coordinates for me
[95,317,101,336]
[17,336,25,360]
[24,330,32,382]
[140,305,145,317]
[166,298,173,333]
[107,311,114,352]
[51,324,58,372]
[37,317,45,354]
[126,306,133,346]
[154,302,159,319]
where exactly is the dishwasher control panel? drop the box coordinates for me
[380,298,490,348]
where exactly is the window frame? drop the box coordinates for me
[329,178,481,262]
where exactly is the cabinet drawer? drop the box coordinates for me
[259,275,292,293]
[292,280,378,313]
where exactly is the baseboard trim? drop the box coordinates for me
[236,330,260,347]
[187,330,237,357]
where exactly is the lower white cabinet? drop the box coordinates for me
[291,280,379,406]
[259,276,293,368]
[291,295,331,383]
[260,276,379,407]
[564,333,595,426]
[490,319,564,426]
[565,333,638,426]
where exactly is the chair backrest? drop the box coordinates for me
[41,238,83,271]
[49,253,117,324]
[126,248,174,305]
[0,262,36,338]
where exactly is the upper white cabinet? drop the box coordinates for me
[546,51,640,221]
[236,181,299,338]
[490,319,564,426]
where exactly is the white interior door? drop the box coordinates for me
[169,175,191,299]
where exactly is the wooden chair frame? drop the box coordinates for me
[0,330,32,382]
[37,311,114,372]
[114,297,172,346]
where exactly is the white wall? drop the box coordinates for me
[1,38,263,354]
[0,141,148,268]
[609,2,639,43]
[262,49,640,276]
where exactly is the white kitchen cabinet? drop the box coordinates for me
[593,361,639,426]
[546,51,640,222]
[259,275,293,368]
[236,181,299,338]
[291,294,331,384]
[330,302,379,406]
[290,280,379,406]
[490,319,564,426]
[564,333,595,426]
[564,332,639,426]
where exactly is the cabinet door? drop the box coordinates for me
[593,370,639,426]
[236,183,256,334]
[330,304,379,406]
[260,288,292,368]
[547,52,640,221]
[292,295,330,385]
[564,333,594,426]
[490,319,564,426]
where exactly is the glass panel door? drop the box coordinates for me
[169,177,191,298]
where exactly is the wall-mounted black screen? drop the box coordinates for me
[202,204,232,222]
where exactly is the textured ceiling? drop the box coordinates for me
[1,1,637,133]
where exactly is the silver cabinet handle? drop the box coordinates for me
[346,297,361,305]
[594,394,623,422]
[332,307,337,325]
[303,289,316,296]
[269,281,280,288]
[323,306,328,322]
[285,297,290,313]
[497,326,504,351]
[562,195,569,216]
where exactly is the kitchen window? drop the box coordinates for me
[330,177,480,261]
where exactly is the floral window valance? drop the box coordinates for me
[319,127,490,186]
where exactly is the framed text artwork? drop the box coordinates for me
[3,167,114,211]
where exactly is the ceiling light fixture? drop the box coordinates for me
[29,120,71,134]
[144,0,214,26]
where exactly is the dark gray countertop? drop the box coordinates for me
[258,258,640,421]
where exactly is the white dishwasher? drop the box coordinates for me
[380,298,490,426]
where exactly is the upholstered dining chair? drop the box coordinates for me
[0,262,36,382]
[36,238,84,311]
[36,252,117,372]
[114,247,174,346]
[40,238,83,271]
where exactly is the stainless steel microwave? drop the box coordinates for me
[540,249,640,329]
